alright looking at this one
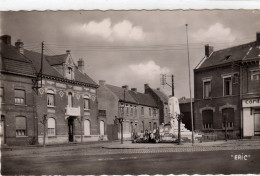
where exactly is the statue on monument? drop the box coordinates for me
[168,96,180,134]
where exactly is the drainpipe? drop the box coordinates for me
[239,64,243,139]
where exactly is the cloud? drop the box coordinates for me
[129,61,170,80]
[82,18,145,41]
[192,23,236,43]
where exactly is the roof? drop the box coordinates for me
[106,84,158,107]
[1,43,36,76]
[129,91,157,107]
[151,88,169,104]
[24,50,98,86]
[24,49,63,78]
[45,54,67,66]
[197,41,260,69]
[106,84,137,104]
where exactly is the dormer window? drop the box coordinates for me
[67,67,73,80]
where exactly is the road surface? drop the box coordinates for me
[2,149,260,175]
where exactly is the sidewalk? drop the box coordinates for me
[2,139,260,158]
[102,139,260,149]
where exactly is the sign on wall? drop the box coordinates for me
[242,99,260,107]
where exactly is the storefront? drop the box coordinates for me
[242,98,260,137]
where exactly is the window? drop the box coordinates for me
[222,108,234,129]
[68,92,73,107]
[251,70,260,81]
[84,120,90,135]
[15,89,25,105]
[153,109,157,116]
[134,106,137,116]
[202,110,213,129]
[84,98,90,110]
[47,90,55,107]
[153,122,157,130]
[126,106,129,115]
[149,122,152,131]
[16,116,26,136]
[47,118,56,136]
[0,87,3,103]
[149,108,152,116]
[223,76,232,96]
[67,67,73,80]
[141,107,144,115]
[203,81,211,99]
[130,105,133,116]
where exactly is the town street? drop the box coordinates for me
[2,149,260,175]
[2,140,260,175]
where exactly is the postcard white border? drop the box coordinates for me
[1,0,260,11]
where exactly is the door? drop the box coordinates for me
[68,118,74,142]
[100,120,105,136]
[0,116,5,145]
[254,113,260,136]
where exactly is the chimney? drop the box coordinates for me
[122,85,129,90]
[156,88,160,91]
[99,80,106,86]
[15,39,24,54]
[131,88,137,92]
[257,32,260,45]
[0,35,11,45]
[66,50,71,54]
[205,44,214,57]
[77,58,84,73]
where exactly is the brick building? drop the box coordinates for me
[1,35,37,145]
[97,81,160,140]
[194,32,260,139]
[144,84,170,125]
[179,97,194,131]
[1,35,105,145]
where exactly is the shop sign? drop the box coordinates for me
[242,99,260,107]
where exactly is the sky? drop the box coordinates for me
[1,10,260,98]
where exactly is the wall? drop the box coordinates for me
[36,78,101,144]
[179,102,194,131]
[97,83,119,140]
[0,73,36,145]
[243,107,254,137]
[194,64,241,139]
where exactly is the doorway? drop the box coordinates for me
[68,117,74,142]
[0,116,6,145]
[100,120,105,136]
[254,113,260,136]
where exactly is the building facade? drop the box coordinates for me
[1,35,37,145]
[194,32,260,139]
[144,84,170,125]
[97,81,160,140]
[1,35,106,145]
[179,97,194,131]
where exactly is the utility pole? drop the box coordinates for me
[40,41,44,87]
[185,24,194,145]
[161,74,174,96]
[171,75,174,96]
